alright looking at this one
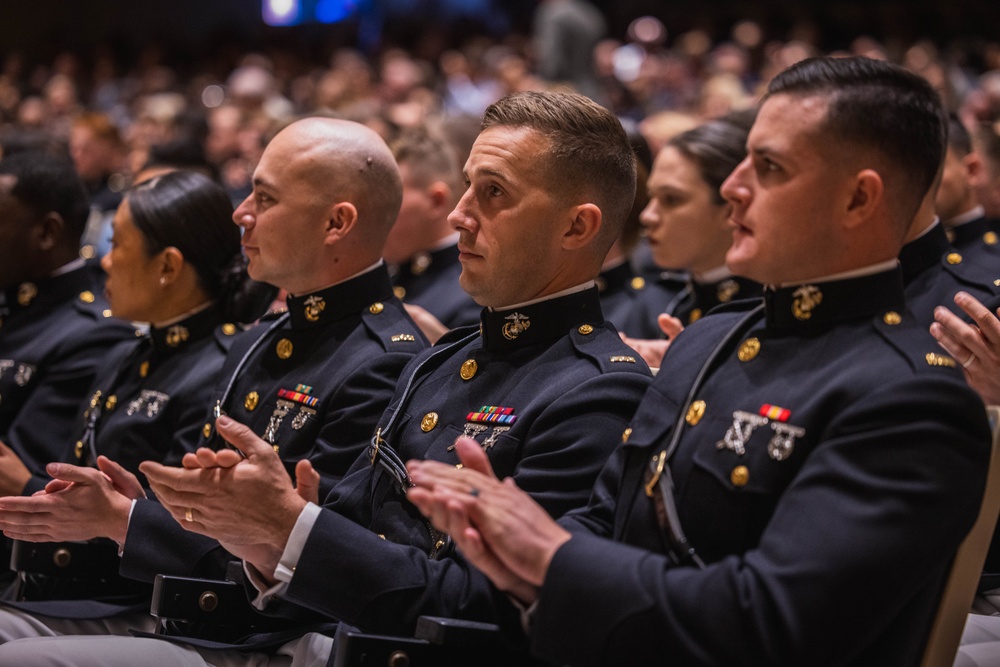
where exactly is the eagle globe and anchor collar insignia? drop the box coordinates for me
[479,287,605,351]
[762,268,905,333]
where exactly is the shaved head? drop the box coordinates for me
[270,118,403,248]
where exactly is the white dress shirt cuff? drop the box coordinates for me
[245,502,322,608]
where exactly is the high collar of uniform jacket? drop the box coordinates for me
[898,222,953,284]
[2,264,96,312]
[596,261,636,294]
[479,287,604,352]
[689,274,761,311]
[395,243,459,282]
[148,305,222,355]
[763,267,905,334]
[949,215,997,246]
[286,264,395,330]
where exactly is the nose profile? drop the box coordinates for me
[448,190,474,233]
[233,195,254,228]
[721,157,752,206]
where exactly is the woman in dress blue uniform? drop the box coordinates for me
[5,169,262,606]
[620,115,761,366]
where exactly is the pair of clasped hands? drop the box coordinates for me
[0,414,571,600]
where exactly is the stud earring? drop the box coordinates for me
[160,277,167,286]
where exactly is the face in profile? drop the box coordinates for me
[721,93,845,285]
[0,176,38,290]
[101,200,164,322]
[231,126,333,294]
[640,145,732,276]
[448,126,573,308]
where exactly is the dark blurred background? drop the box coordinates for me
[5,0,1000,70]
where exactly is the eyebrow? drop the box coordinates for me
[252,175,277,191]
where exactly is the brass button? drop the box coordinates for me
[420,412,439,432]
[630,276,646,290]
[105,395,117,411]
[202,423,212,438]
[689,308,702,323]
[737,338,761,362]
[74,441,84,459]
[369,302,384,314]
[393,285,406,300]
[621,427,632,443]
[686,400,706,426]
[79,291,95,303]
[578,324,594,335]
[985,231,999,245]
[139,361,150,378]
[883,311,901,326]
[276,338,293,359]
[460,359,478,380]
[245,391,259,411]
[946,252,962,265]
[102,309,113,318]
[222,323,237,335]
[730,465,750,487]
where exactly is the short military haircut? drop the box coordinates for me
[390,125,460,192]
[0,151,89,244]
[481,91,637,257]
[766,56,946,227]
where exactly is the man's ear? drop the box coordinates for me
[34,212,66,251]
[843,169,884,229]
[324,201,359,244]
[426,181,452,214]
[561,203,603,251]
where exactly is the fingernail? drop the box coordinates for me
[217,415,232,427]
[46,462,61,475]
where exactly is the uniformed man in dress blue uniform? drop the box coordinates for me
[0,152,134,495]
[935,114,1000,266]
[407,56,991,667]
[1,90,655,667]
